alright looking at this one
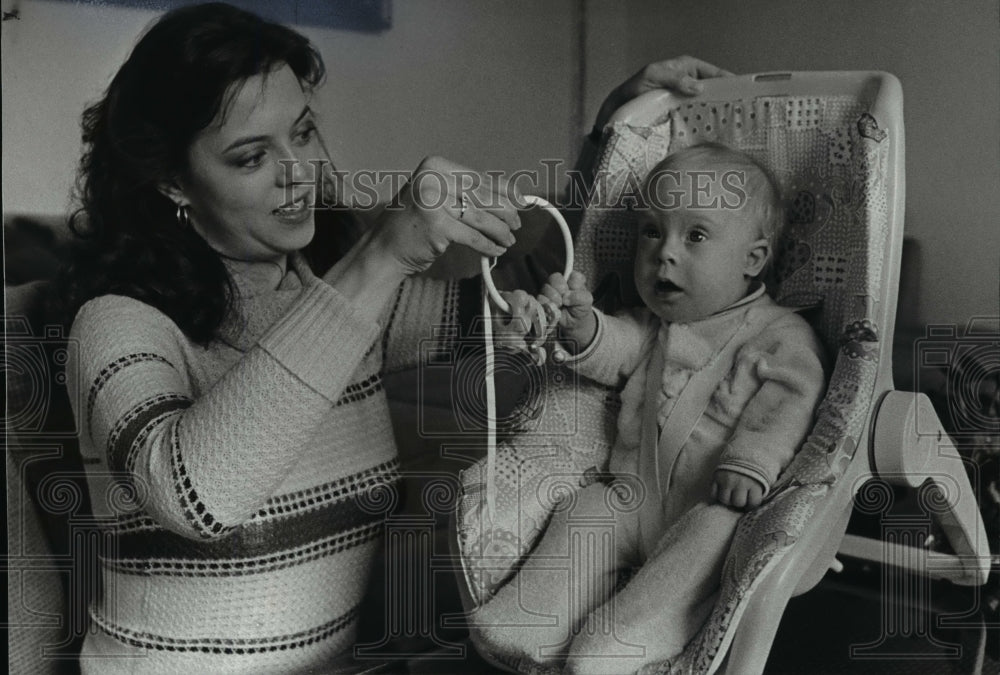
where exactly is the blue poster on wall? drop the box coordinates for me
[62,0,391,31]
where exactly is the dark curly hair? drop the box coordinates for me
[60,2,355,344]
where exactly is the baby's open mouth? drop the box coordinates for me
[655,279,682,293]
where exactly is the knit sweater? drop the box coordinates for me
[68,253,460,674]
[568,288,827,554]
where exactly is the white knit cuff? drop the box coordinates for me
[557,308,604,365]
[259,282,380,402]
[715,460,771,498]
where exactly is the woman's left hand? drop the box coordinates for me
[594,56,735,132]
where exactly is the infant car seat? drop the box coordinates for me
[454,71,990,674]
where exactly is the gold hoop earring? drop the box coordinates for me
[176,204,190,228]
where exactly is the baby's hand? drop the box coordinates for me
[496,290,550,343]
[540,272,596,354]
[496,289,565,365]
[713,470,765,510]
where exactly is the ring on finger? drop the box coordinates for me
[459,195,468,219]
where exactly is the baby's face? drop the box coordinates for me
[634,163,769,324]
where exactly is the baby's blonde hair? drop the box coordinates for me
[644,142,784,275]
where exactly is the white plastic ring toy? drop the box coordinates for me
[480,194,574,313]
[479,194,574,520]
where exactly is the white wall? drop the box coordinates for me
[2,1,161,217]
[301,0,579,187]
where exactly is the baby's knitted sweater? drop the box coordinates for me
[68,254,459,674]
[570,289,827,551]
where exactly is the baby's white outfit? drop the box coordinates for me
[475,286,827,674]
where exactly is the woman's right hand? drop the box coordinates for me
[371,156,521,277]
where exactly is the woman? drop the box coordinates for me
[61,3,729,672]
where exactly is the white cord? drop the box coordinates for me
[483,284,499,521]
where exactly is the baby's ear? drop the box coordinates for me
[744,237,771,278]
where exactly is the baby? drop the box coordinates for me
[475,143,827,674]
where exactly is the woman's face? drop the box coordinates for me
[171,65,322,263]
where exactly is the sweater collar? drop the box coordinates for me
[656,283,768,370]
[215,253,317,351]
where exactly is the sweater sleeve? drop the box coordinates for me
[561,307,655,387]
[68,285,381,541]
[379,275,463,375]
[716,314,827,494]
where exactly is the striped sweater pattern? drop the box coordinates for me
[68,254,459,674]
